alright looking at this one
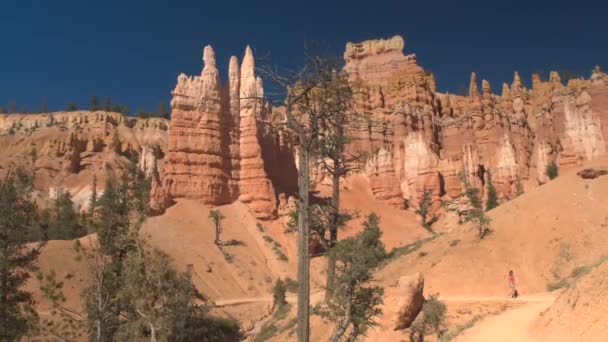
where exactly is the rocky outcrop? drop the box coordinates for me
[161,45,283,219]
[394,273,425,330]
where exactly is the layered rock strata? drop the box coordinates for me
[161,45,293,219]
[341,36,608,220]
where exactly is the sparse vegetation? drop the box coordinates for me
[379,236,438,269]
[38,160,241,341]
[322,213,386,342]
[157,102,170,119]
[209,209,225,245]
[416,187,434,232]
[273,279,287,308]
[255,323,279,342]
[256,223,265,232]
[546,161,559,180]
[65,102,78,111]
[438,313,488,342]
[410,294,448,341]
[284,278,299,293]
[515,175,524,196]
[465,188,492,239]
[485,171,498,211]
[262,234,288,262]
[89,95,99,111]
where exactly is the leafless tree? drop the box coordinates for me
[258,53,344,342]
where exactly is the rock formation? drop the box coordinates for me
[2,35,608,222]
[161,45,290,219]
[0,111,169,210]
[394,273,425,330]
[337,36,608,220]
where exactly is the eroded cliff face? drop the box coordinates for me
[2,36,607,222]
[0,111,169,210]
[339,36,608,221]
[160,45,294,219]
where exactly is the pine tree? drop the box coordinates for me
[416,187,433,231]
[208,209,225,245]
[39,97,49,113]
[66,102,78,112]
[88,175,98,218]
[273,278,287,309]
[466,188,492,239]
[103,97,111,112]
[157,102,169,119]
[323,213,386,342]
[546,161,558,180]
[485,171,498,211]
[40,161,240,341]
[50,190,85,239]
[90,95,99,111]
[0,168,42,340]
[8,100,17,113]
[0,106,6,114]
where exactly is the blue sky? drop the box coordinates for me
[0,0,606,113]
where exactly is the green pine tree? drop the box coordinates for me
[485,171,498,211]
[0,168,43,340]
[66,102,78,112]
[323,213,386,342]
[90,95,99,111]
[546,161,558,180]
[157,102,169,119]
[103,97,112,111]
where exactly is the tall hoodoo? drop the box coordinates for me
[238,46,277,218]
[469,72,480,99]
[161,44,279,219]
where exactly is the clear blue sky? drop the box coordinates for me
[0,0,606,113]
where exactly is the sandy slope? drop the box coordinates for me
[376,159,608,297]
[454,295,555,342]
[532,261,608,342]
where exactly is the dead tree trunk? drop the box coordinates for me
[296,143,310,342]
[325,168,340,301]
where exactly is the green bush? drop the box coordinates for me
[273,279,287,308]
[546,279,568,291]
[546,161,558,180]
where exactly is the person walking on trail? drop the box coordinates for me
[508,270,518,298]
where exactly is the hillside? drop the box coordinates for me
[376,158,608,297]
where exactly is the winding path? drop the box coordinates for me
[452,294,555,342]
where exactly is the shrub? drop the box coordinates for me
[284,278,299,293]
[485,171,498,211]
[273,279,287,308]
[546,279,568,291]
[422,293,447,338]
[546,161,558,180]
[254,323,278,342]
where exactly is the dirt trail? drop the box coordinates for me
[453,294,555,342]
[214,290,325,307]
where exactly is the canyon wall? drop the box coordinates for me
[2,36,607,221]
[342,36,608,220]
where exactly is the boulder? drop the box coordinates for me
[394,272,425,330]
